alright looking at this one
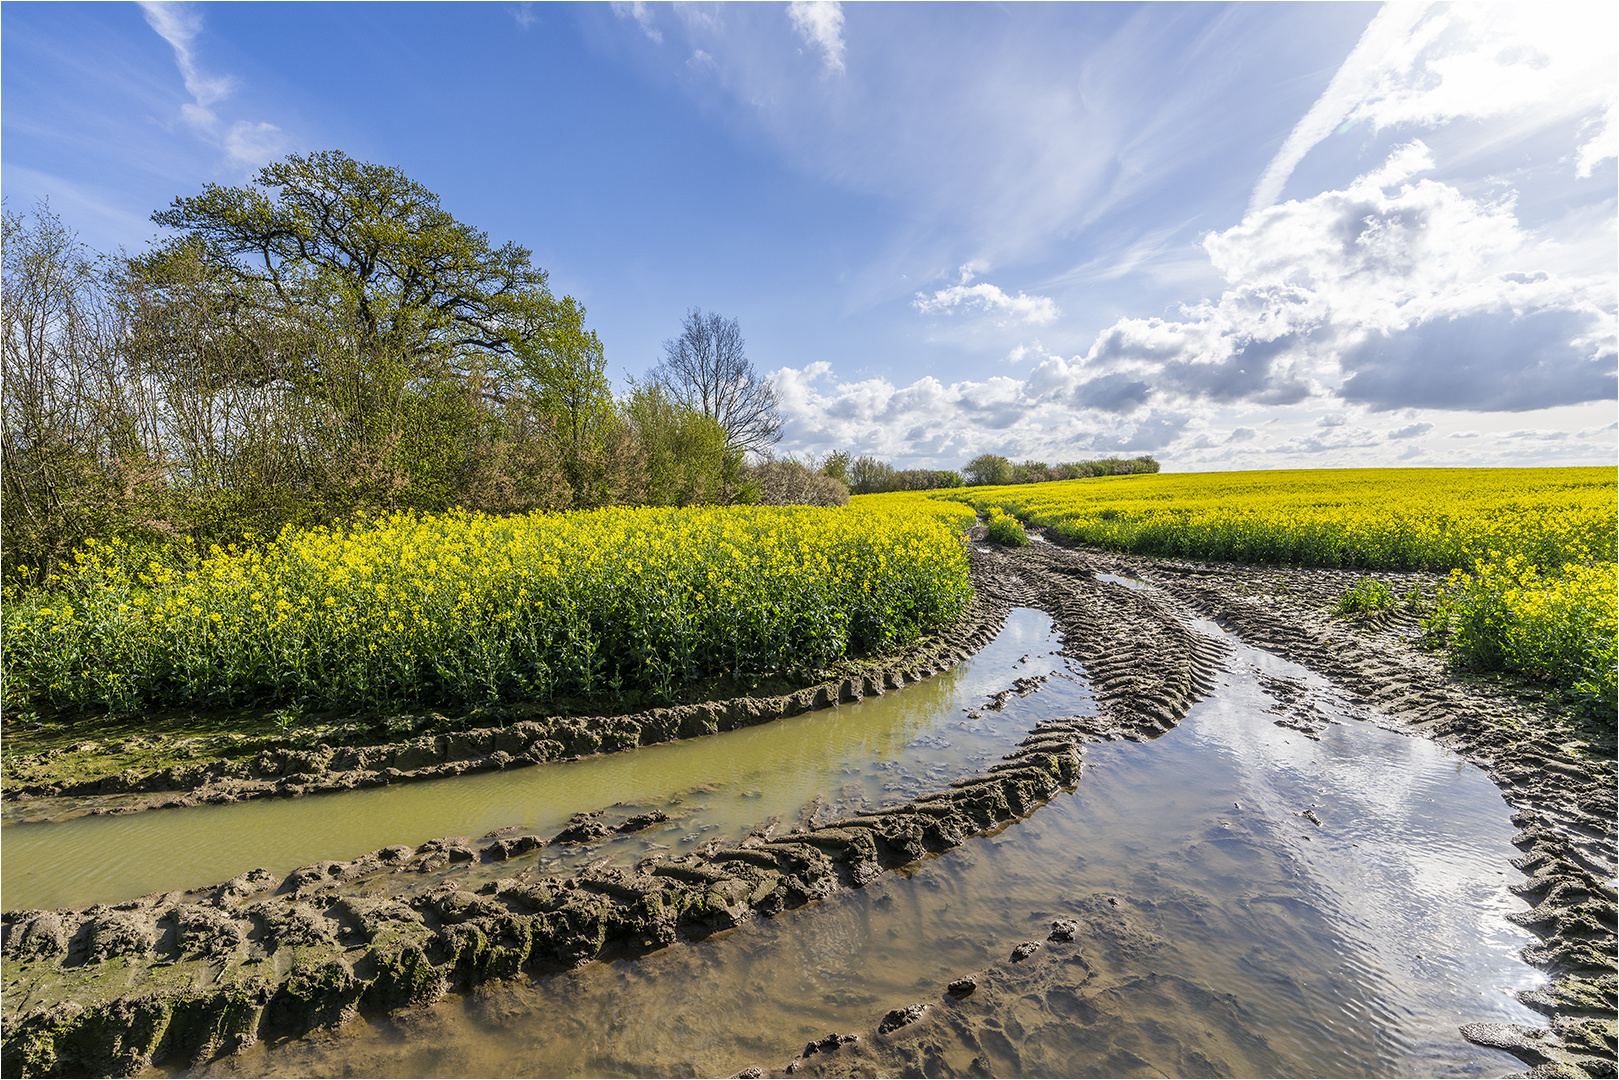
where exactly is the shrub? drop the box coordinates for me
[986,507,1029,547]
[742,459,850,506]
[1426,557,1617,718]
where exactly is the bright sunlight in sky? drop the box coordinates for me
[3,2,1615,470]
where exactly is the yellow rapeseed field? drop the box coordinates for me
[3,502,975,714]
[943,467,1615,570]
[930,466,1616,715]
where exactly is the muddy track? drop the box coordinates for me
[751,538,1618,1080]
[1,546,1229,1078]
[4,540,1612,1078]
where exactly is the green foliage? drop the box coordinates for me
[742,458,850,506]
[2,505,973,715]
[5,165,757,579]
[964,454,1013,487]
[849,455,897,495]
[1333,577,1397,616]
[985,507,1029,547]
[820,450,851,484]
[965,455,1158,486]
[144,150,560,371]
[1424,558,1617,719]
[623,383,742,507]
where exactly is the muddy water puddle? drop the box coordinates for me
[184,621,1543,1079]
[2,611,1081,912]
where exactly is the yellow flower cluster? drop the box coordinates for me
[942,467,1616,570]
[4,504,973,714]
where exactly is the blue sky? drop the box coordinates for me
[4,1,1615,471]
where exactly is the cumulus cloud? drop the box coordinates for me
[610,1,662,44]
[769,361,1184,463]
[914,265,1060,326]
[140,1,289,171]
[1388,421,1433,439]
[1071,142,1616,415]
[787,0,846,75]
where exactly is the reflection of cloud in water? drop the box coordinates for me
[1180,620,1539,1018]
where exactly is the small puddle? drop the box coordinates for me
[1095,571,1153,592]
[2,611,1083,912]
[180,617,1544,1079]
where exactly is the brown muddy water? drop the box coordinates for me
[164,615,1546,1079]
[2,611,1081,912]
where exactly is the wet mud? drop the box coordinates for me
[3,537,1613,1078]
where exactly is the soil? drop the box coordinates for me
[2,535,1613,1079]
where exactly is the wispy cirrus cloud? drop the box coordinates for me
[138,1,289,170]
[610,1,662,45]
[1253,2,1618,210]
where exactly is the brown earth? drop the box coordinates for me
[3,537,1613,1078]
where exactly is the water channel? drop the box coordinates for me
[2,611,1080,912]
[2,607,1547,1076]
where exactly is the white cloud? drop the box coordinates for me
[1388,421,1433,439]
[1577,98,1617,180]
[1077,142,1616,414]
[1250,3,1433,213]
[610,1,662,44]
[914,265,1060,326]
[140,0,236,133]
[787,0,846,75]
[769,360,1187,464]
[223,121,290,170]
[139,1,290,173]
[1254,1,1617,210]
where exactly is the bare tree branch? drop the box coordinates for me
[648,308,782,456]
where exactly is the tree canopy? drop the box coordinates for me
[142,150,584,381]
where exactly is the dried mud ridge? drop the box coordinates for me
[0,547,1227,1078]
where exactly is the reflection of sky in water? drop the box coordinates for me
[1172,618,1542,1063]
[192,605,1545,1080]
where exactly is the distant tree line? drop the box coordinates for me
[961,454,1160,486]
[795,450,1159,495]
